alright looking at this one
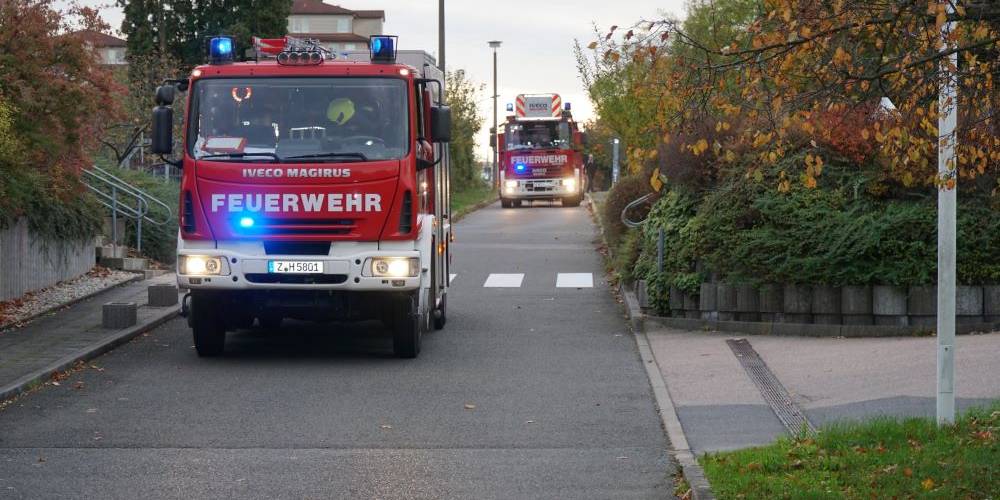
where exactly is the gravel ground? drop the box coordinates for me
[0,267,137,331]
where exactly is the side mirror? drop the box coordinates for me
[580,132,590,147]
[151,106,174,155]
[155,85,176,106]
[489,132,496,149]
[430,105,452,143]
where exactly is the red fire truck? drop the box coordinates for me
[496,93,587,208]
[150,35,452,358]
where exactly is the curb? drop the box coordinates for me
[0,305,180,403]
[452,195,498,223]
[0,273,145,332]
[623,283,715,500]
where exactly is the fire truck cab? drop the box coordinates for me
[496,93,587,208]
[151,35,451,359]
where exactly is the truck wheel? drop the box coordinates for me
[392,292,423,358]
[191,293,226,357]
[512,200,523,208]
[433,292,447,330]
[501,198,513,209]
[562,195,582,207]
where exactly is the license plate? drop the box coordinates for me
[268,260,323,274]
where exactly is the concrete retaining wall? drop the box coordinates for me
[0,219,96,301]
[636,281,1000,336]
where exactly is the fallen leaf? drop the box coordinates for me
[72,381,84,390]
[380,424,392,430]
[921,478,935,490]
[464,403,476,410]
[903,467,913,477]
[747,462,763,471]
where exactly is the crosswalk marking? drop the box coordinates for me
[449,273,457,284]
[483,273,524,288]
[556,273,594,288]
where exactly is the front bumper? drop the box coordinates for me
[177,239,422,292]
[501,178,579,199]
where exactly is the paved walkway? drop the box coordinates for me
[0,274,180,400]
[647,327,1000,454]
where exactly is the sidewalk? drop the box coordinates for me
[646,327,1000,455]
[0,273,181,402]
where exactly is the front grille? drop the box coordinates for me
[263,241,331,256]
[256,218,355,236]
[245,273,348,285]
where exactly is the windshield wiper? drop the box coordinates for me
[282,152,368,162]
[198,152,280,162]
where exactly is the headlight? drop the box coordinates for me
[505,180,518,190]
[370,257,419,277]
[563,177,577,192]
[180,255,225,276]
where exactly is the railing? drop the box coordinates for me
[620,193,655,228]
[82,165,174,253]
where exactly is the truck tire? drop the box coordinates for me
[562,195,582,207]
[392,292,423,358]
[434,292,447,330]
[512,199,523,208]
[501,198,513,209]
[191,293,226,357]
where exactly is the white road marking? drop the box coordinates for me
[483,273,524,288]
[556,273,594,288]
[449,273,457,284]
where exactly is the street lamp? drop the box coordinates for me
[488,40,502,188]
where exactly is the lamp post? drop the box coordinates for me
[438,0,445,72]
[488,40,502,188]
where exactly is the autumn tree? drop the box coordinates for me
[445,69,485,190]
[0,0,118,236]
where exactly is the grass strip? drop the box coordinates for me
[701,401,999,498]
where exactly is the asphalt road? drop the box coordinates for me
[0,199,672,499]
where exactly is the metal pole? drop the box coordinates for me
[936,2,957,425]
[612,138,620,186]
[111,186,118,247]
[438,0,445,72]
[492,48,498,189]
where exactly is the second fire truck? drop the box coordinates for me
[496,93,587,208]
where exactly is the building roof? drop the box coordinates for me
[289,32,369,43]
[73,30,126,48]
[290,0,384,19]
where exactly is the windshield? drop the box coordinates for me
[188,77,408,162]
[505,121,571,151]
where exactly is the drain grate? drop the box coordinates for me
[727,338,816,435]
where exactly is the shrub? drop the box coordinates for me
[602,174,653,248]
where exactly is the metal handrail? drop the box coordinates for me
[621,193,655,228]
[82,165,174,253]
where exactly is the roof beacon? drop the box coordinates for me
[370,35,397,63]
[208,36,234,65]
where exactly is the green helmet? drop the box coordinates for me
[326,98,355,126]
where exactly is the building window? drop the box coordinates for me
[344,43,356,51]
[289,17,308,33]
[336,17,351,33]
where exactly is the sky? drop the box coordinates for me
[80,0,687,160]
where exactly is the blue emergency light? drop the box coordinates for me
[239,216,255,228]
[514,163,527,173]
[370,35,397,63]
[564,102,572,111]
[209,36,234,64]
[506,103,514,112]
